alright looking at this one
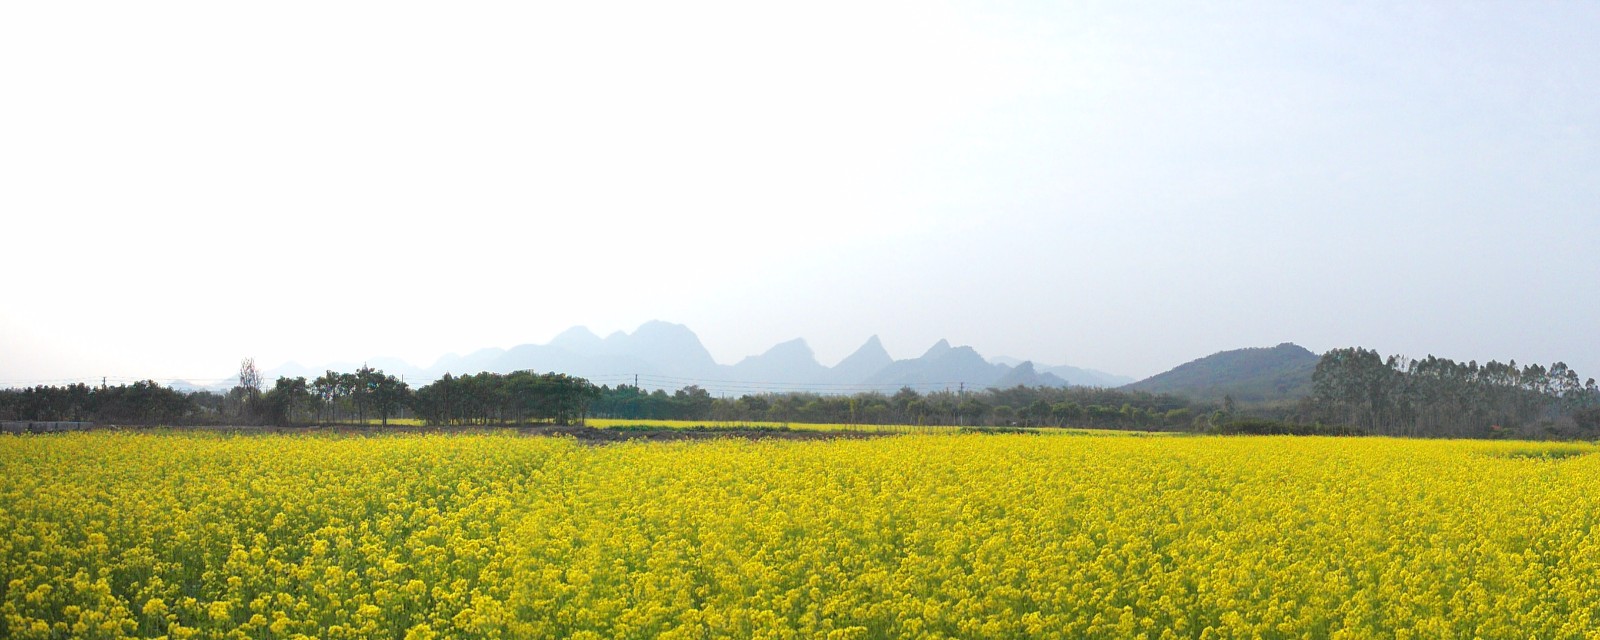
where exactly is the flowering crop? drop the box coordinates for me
[3,433,1598,638]
[584,419,1166,436]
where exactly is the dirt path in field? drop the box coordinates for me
[521,425,894,444]
[82,424,896,444]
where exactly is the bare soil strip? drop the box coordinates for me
[55,424,895,444]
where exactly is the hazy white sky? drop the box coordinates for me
[3,1,1597,386]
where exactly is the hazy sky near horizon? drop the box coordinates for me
[3,1,1598,386]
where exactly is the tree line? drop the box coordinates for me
[6,347,1598,439]
[0,381,192,425]
[589,383,1203,430]
[249,362,600,427]
[0,363,1204,430]
[0,361,601,427]
[1305,348,1600,438]
[410,371,598,426]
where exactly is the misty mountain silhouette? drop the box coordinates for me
[987,356,1134,387]
[249,321,1126,395]
[826,336,894,384]
[993,361,1071,389]
[731,339,829,386]
[863,343,1014,388]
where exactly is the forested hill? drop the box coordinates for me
[1123,343,1320,403]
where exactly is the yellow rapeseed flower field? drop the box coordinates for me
[584,419,1165,436]
[3,433,1598,639]
[374,418,1163,436]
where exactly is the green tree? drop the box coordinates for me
[1051,401,1084,425]
[348,368,373,424]
[1024,400,1052,426]
[311,371,346,423]
[260,376,310,425]
[991,405,1017,426]
[368,372,410,426]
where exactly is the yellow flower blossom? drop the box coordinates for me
[2,433,1598,638]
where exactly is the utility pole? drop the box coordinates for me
[958,381,965,426]
[634,374,639,390]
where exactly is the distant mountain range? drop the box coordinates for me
[988,356,1135,388]
[177,323,1327,404]
[211,321,1135,396]
[1120,342,1320,403]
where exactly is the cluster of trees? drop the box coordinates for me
[250,365,413,425]
[252,364,600,426]
[11,347,1600,440]
[411,371,599,425]
[0,361,601,427]
[590,383,1201,429]
[1308,348,1600,438]
[0,381,193,425]
[0,362,1209,431]
[589,385,715,421]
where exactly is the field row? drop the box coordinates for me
[3,433,1599,638]
[297,417,1168,436]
